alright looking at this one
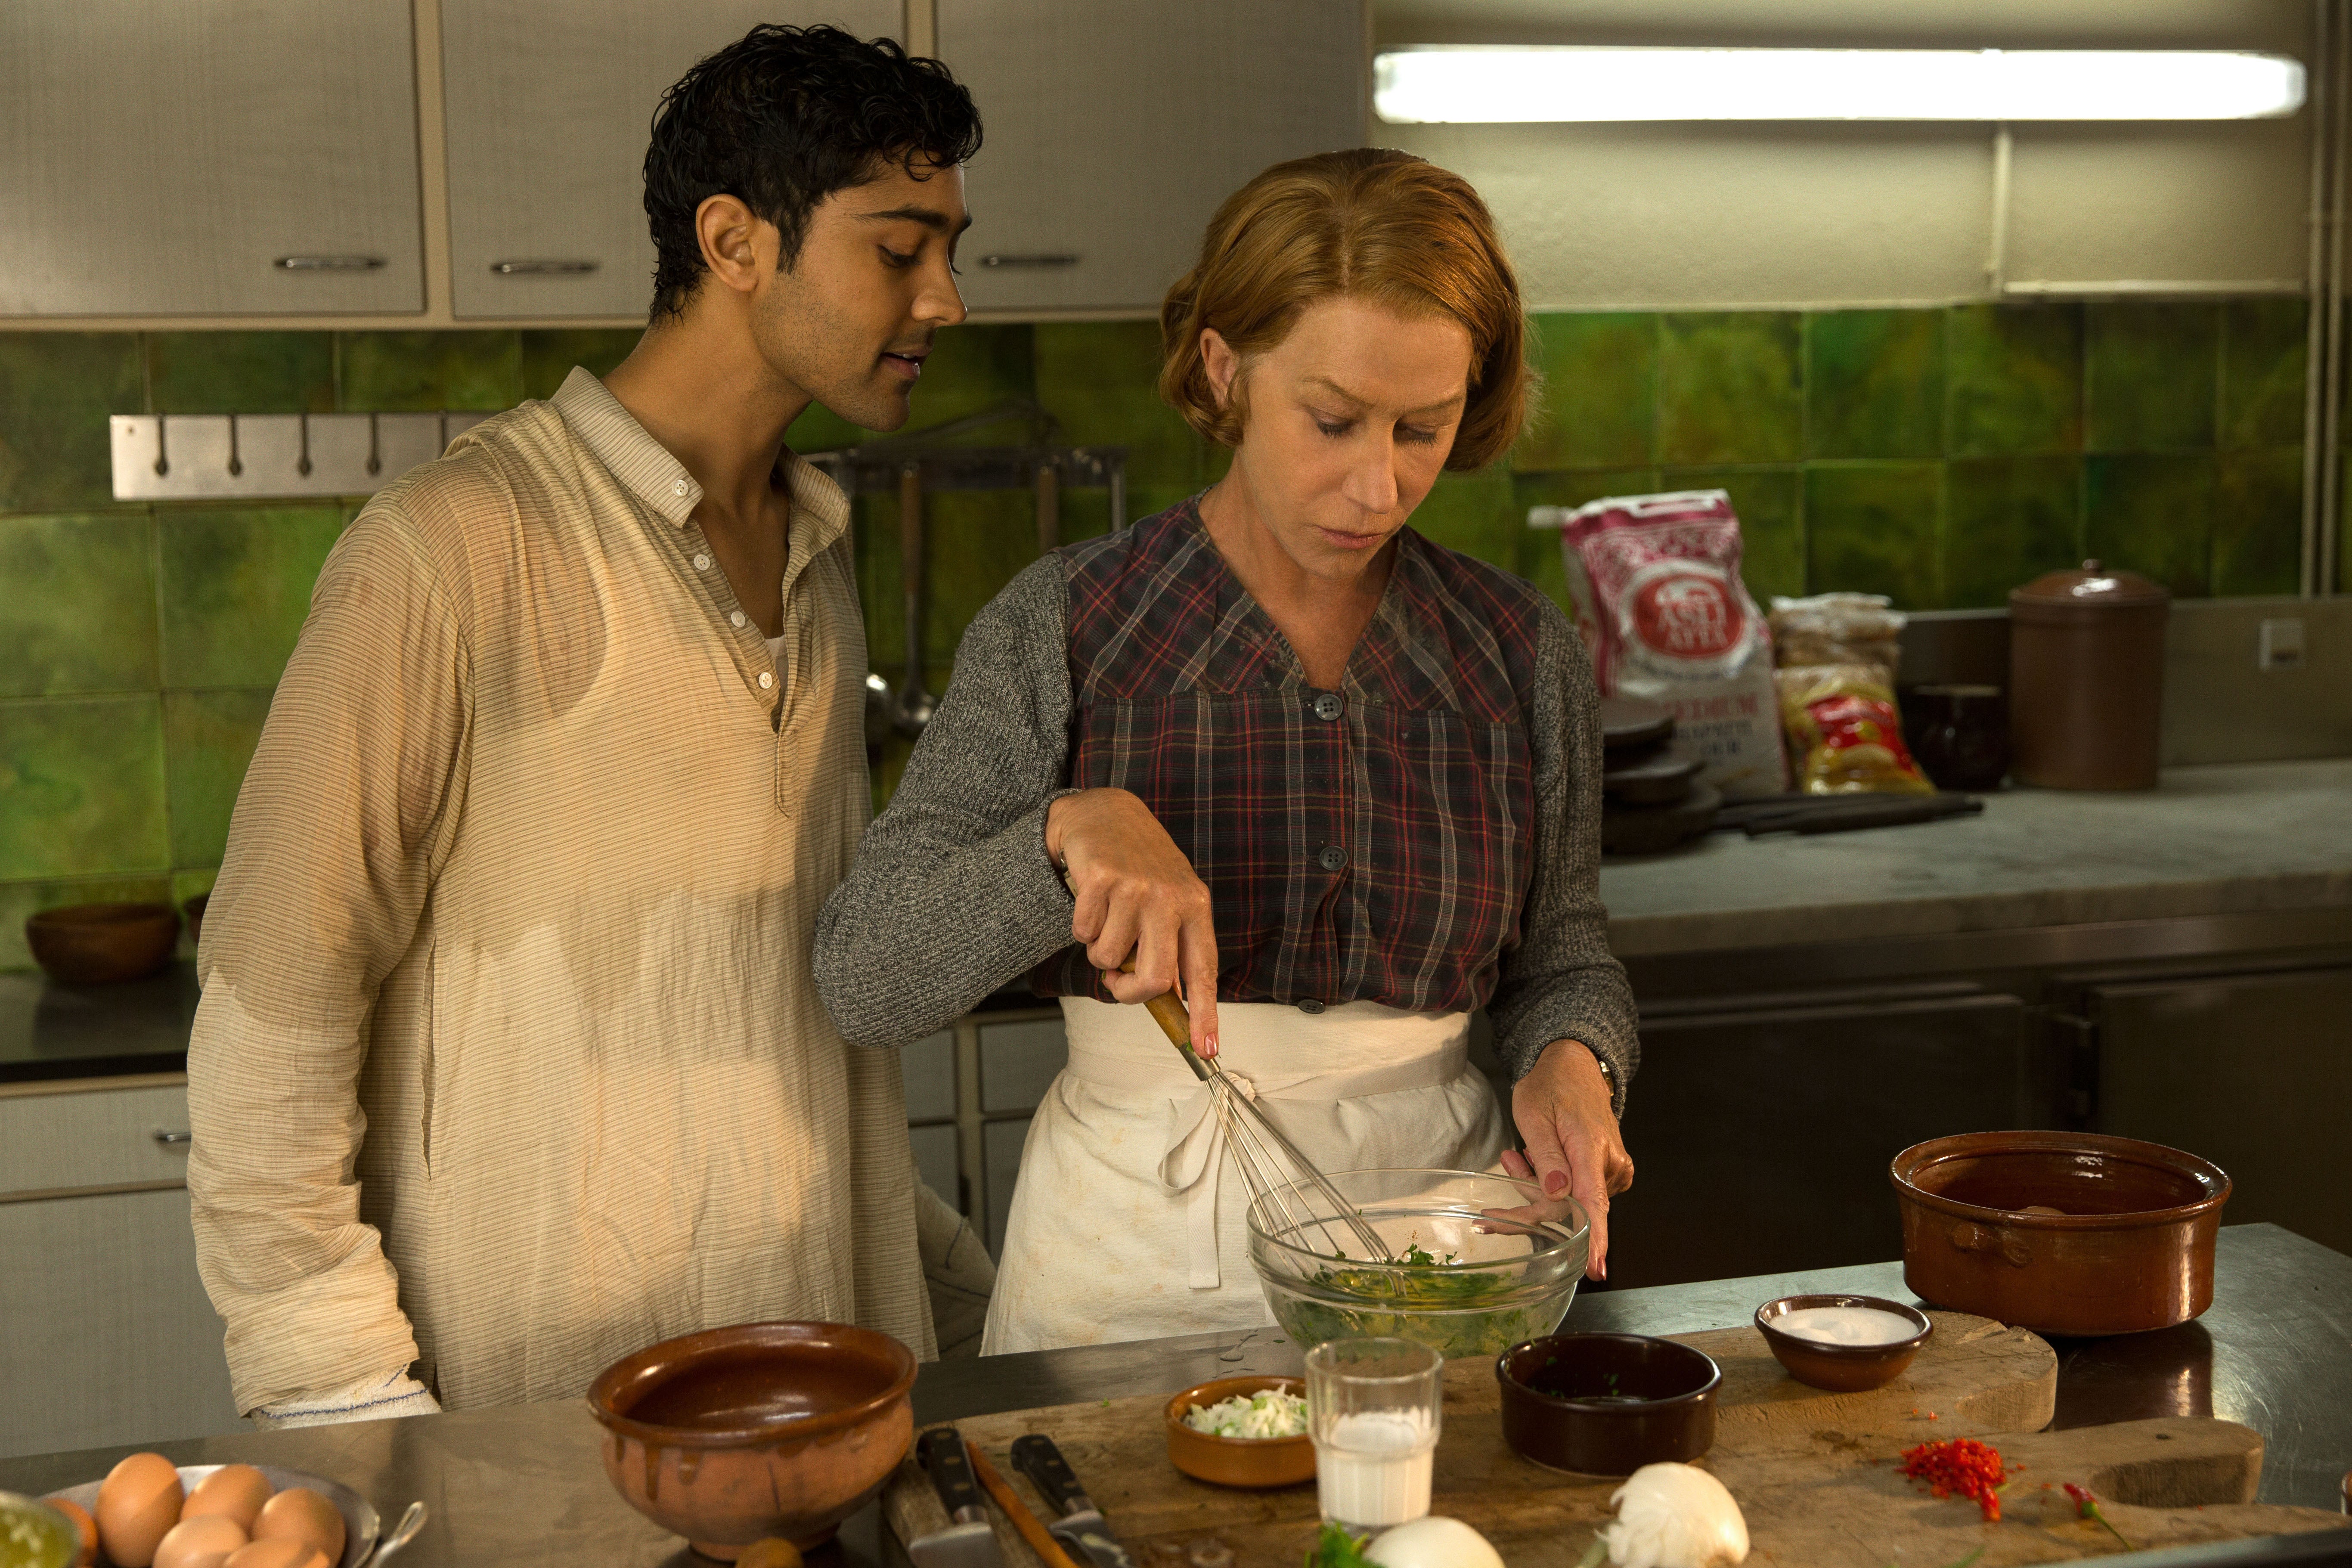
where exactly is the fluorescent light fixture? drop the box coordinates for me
[1374,47,2306,124]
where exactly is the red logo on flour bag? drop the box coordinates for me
[1543,490,1787,798]
[1631,569,1744,660]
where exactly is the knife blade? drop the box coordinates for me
[908,1427,1002,1568]
[1010,1434,1135,1568]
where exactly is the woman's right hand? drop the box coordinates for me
[1046,788,1220,1056]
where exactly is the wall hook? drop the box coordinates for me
[297,412,313,478]
[226,412,243,478]
[366,412,383,477]
[152,415,170,477]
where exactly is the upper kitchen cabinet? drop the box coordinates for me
[938,0,1367,313]
[439,0,899,320]
[0,2,424,317]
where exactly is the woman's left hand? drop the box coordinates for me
[1503,1039,1635,1281]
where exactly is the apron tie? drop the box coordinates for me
[1066,1040,1473,1291]
[1156,1072,1259,1289]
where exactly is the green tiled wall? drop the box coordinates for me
[0,300,2322,967]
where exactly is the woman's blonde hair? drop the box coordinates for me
[1159,148,1534,471]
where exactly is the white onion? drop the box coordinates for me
[1597,1463,1750,1568]
[1366,1516,1506,1568]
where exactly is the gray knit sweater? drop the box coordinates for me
[811,547,1639,1110]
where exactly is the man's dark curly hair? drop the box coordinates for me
[643,24,982,322]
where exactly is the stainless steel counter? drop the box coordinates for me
[3,1224,2345,1566]
[1601,759,2352,959]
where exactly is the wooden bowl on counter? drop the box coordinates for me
[1163,1376,1314,1488]
[587,1321,916,1559]
[1495,1333,1721,1476]
[25,902,180,985]
[1891,1131,2230,1337]
[1754,1295,1932,1392]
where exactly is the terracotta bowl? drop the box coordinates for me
[25,902,180,985]
[1754,1295,1933,1392]
[587,1321,916,1560]
[1496,1333,1721,1477]
[1891,1131,2229,1337]
[1163,1376,1314,1488]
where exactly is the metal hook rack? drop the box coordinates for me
[802,399,1131,540]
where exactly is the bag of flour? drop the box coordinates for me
[1532,490,1786,798]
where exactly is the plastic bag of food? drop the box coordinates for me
[1534,490,1785,798]
[1768,592,1906,682]
[1775,664,1934,794]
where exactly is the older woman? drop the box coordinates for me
[815,149,1636,1353]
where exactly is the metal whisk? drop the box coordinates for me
[1137,985,1393,1262]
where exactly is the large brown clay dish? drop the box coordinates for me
[1891,1131,2229,1337]
[587,1321,916,1561]
[1163,1376,1314,1488]
[25,902,180,985]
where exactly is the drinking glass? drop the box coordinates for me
[1305,1337,1444,1530]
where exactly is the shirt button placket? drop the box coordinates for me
[1310,691,1347,876]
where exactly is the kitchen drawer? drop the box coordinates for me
[0,1187,242,1458]
[903,1030,957,1124]
[978,1018,1066,1115]
[0,1083,193,1201]
[981,1117,1032,1257]
[908,1123,961,1212]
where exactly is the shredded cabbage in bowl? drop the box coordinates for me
[1183,1388,1308,1440]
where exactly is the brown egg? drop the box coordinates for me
[154,1514,249,1568]
[249,1488,343,1566]
[223,1542,327,1568]
[182,1465,274,1532]
[95,1452,185,1568]
[41,1496,98,1568]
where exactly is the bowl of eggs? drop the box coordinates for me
[43,1456,372,1568]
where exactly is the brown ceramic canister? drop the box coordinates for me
[2008,560,2169,790]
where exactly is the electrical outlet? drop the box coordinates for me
[2258,617,2305,671]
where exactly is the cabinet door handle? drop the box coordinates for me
[979,254,1078,269]
[275,256,387,271]
[153,1130,192,1145]
[490,259,600,275]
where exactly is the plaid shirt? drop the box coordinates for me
[1036,499,1550,1012]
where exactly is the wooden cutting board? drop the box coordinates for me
[884,1312,2351,1566]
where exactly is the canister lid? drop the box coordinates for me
[2009,559,2171,609]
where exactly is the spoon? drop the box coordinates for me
[895,462,937,738]
[368,1500,426,1563]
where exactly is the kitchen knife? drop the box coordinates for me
[1010,1434,1136,1568]
[909,1427,1002,1568]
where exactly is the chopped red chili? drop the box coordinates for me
[1900,1438,2008,1522]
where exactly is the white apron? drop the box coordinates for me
[981,997,1510,1354]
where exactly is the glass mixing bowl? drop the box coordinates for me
[1246,1168,1590,1360]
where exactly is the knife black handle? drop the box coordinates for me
[1010,1434,1094,1516]
[918,1426,987,1523]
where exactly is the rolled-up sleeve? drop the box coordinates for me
[186,503,471,1416]
[1487,606,1640,1111]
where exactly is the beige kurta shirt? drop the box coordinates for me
[187,368,932,1417]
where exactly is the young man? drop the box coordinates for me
[186,25,979,1425]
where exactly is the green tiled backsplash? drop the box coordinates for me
[0,303,2328,966]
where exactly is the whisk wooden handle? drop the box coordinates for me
[1115,956,1212,1078]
